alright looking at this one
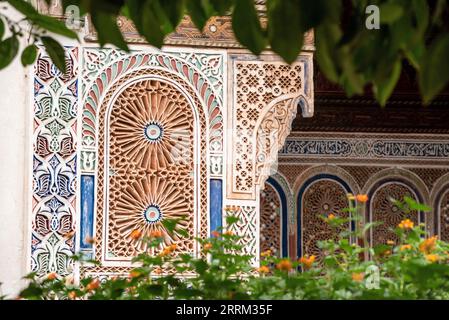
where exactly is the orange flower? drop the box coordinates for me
[68,291,77,300]
[382,250,392,257]
[84,236,96,245]
[352,272,365,282]
[299,255,316,270]
[400,244,412,251]
[261,250,272,258]
[130,229,142,240]
[425,254,440,263]
[203,243,213,251]
[419,236,437,254]
[150,230,163,238]
[168,244,177,252]
[159,248,171,257]
[86,279,100,291]
[153,267,163,275]
[46,272,57,281]
[398,219,414,230]
[356,194,369,203]
[327,214,336,220]
[257,265,270,274]
[129,270,141,278]
[211,230,220,238]
[276,259,293,272]
[387,240,395,246]
[224,230,234,236]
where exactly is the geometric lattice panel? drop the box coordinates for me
[370,183,419,246]
[301,179,350,260]
[260,183,281,257]
[106,79,196,259]
[440,191,449,242]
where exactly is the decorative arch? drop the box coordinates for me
[254,94,308,188]
[260,176,290,257]
[363,168,429,246]
[431,173,449,240]
[81,63,211,275]
[296,172,355,259]
[293,165,360,195]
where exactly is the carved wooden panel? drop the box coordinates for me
[370,183,419,246]
[301,180,350,259]
[439,191,449,242]
[260,183,281,257]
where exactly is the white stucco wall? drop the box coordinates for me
[0,6,32,298]
[0,51,30,298]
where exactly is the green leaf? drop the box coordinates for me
[186,0,214,31]
[379,3,404,24]
[232,0,266,56]
[316,24,342,83]
[126,0,165,48]
[159,0,185,31]
[267,0,303,64]
[403,196,432,212]
[0,36,19,70]
[90,12,128,51]
[419,34,449,103]
[41,36,67,73]
[0,18,4,41]
[21,44,38,66]
[210,0,233,15]
[373,59,402,107]
[412,0,429,37]
[225,215,240,225]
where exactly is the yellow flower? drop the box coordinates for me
[356,194,369,203]
[261,250,272,258]
[224,230,234,236]
[276,259,293,272]
[129,229,142,240]
[46,272,58,281]
[203,243,213,252]
[419,236,438,254]
[352,272,365,282]
[257,266,270,274]
[299,255,316,270]
[86,279,100,291]
[68,291,77,300]
[347,193,356,200]
[398,219,414,230]
[387,240,395,246]
[425,254,440,263]
[400,244,412,251]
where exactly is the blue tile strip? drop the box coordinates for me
[80,175,95,251]
[210,179,223,235]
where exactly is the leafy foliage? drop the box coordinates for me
[0,1,449,102]
[11,197,449,300]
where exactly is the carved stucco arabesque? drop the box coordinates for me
[32,1,314,275]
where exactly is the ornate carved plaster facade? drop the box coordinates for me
[30,0,314,278]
